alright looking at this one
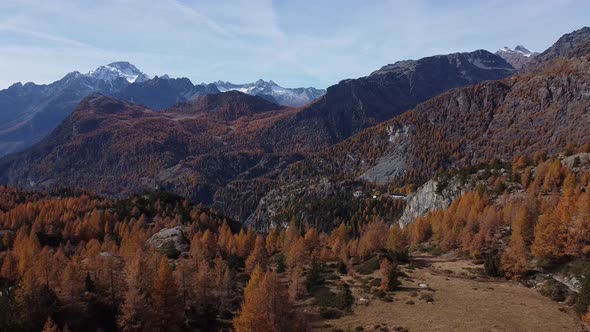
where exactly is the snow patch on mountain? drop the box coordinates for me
[495,45,539,69]
[214,79,325,107]
[87,61,151,83]
[498,45,536,57]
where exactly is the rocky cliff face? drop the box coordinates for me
[397,177,469,226]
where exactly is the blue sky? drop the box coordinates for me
[0,0,588,89]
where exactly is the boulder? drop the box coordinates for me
[146,226,189,258]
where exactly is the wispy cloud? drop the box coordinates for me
[0,0,589,89]
[164,0,233,37]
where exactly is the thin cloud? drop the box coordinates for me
[166,0,233,37]
[0,0,589,89]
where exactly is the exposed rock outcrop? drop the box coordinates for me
[146,226,189,257]
[397,177,469,226]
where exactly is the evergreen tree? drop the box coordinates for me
[305,259,324,292]
[575,272,590,316]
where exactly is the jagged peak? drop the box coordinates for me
[86,61,151,83]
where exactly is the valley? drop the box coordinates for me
[0,9,589,331]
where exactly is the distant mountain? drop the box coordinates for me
[86,61,151,83]
[0,72,130,156]
[115,76,219,110]
[0,64,327,156]
[214,79,326,107]
[186,90,285,121]
[495,45,538,69]
[0,63,219,156]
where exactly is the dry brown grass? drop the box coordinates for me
[316,254,587,332]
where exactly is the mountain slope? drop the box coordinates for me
[232,30,590,229]
[0,72,130,156]
[285,50,515,143]
[295,49,590,187]
[0,92,299,202]
[528,26,590,66]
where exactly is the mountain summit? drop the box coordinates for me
[86,61,151,83]
[214,79,326,107]
[495,45,538,69]
[498,45,536,57]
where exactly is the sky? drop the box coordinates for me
[0,0,589,90]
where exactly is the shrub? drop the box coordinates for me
[539,279,568,302]
[318,307,344,319]
[305,259,324,292]
[575,274,590,316]
[357,256,381,275]
[275,254,286,273]
[335,284,354,310]
[387,249,409,264]
[312,287,339,308]
[370,278,381,287]
[380,259,401,291]
[484,252,502,277]
[337,261,347,274]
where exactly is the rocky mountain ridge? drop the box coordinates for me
[496,45,539,69]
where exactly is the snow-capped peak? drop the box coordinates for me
[497,45,535,57]
[86,61,151,83]
[514,45,533,56]
[213,79,326,107]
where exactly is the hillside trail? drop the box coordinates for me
[321,253,588,332]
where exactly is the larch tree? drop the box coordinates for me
[286,237,306,270]
[245,235,268,273]
[288,266,305,301]
[234,271,299,332]
[574,188,590,257]
[380,258,400,291]
[0,250,18,283]
[501,233,529,278]
[201,229,217,258]
[150,257,182,331]
[531,209,562,261]
[42,317,60,332]
[265,227,279,254]
[283,217,300,252]
[59,259,84,309]
[118,253,149,332]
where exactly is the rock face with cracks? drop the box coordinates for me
[147,226,189,257]
[397,177,468,226]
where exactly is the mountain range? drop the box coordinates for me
[214,80,326,107]
[0,63,325,156]
[0,27,589,231]
[0,48,516,212]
